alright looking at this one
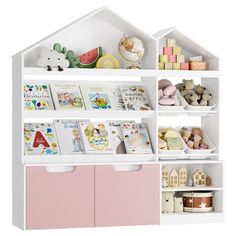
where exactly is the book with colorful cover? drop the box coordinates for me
[112,87,125,110]
[121,122,153,154]
[50,82,85,110]
[24,123,60,155]
[79,121,115,154]
[24,83,54,110]
[54,119,88,154]
[80,85,116,110]
[119,85,151,110]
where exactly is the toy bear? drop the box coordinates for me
[174,197,183,213]
[180,79,194,97]
[194,84,206,96]
[162,192,174,213]
[200,90,212,106]
[188,91,200,106]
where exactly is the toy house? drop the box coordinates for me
[12,7,224,230]
[162,166,169,187]
[178,167,187,187]
[192,169,207,187]
[169,168,178,187]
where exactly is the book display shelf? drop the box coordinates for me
[12,6,223,230]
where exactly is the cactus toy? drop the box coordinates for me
[53,43,67,54]
[66,50,80,68]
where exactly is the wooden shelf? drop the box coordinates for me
[23,154,156,165]
[162,186,223,192]
[158,110,217,117]
[24,110,155,119]
[158,153,218,161]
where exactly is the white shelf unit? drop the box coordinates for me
[12,7,223,230]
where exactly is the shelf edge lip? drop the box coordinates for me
[161,187,223,191]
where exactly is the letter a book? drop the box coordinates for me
[24,123,60,155]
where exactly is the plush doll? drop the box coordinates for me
[180,79,194,97]
[200,91,212,106]
[162,192,174,213]
[174,197,183,213]
[188,91,200,106]
[194,84,206,96]
[36,47,69,71]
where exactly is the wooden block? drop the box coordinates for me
[159,55,168,63]
[190,61,208,70]
[163,47,173,55]
[158,62,164,70]
[164,63,172,70]
[168,55,177,63]
[173,47,181,55]
[177,55,185,63]
[173,63,180,70]
[166,39,176,47]
[180,63,189,70]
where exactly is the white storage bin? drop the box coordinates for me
[176,126,216,154]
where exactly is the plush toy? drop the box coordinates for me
[162,192,174,213]
[188,91,200,106]
[158,79,172,90]
[36,47,69,71]
[194,84,206,96]
[174,197,183,213]
[200,90,212,106]
[180,79,195,97]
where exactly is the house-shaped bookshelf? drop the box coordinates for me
[12,6,224,230]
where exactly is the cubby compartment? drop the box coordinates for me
[154,27,219,71]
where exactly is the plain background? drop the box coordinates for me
[1,0,235,234]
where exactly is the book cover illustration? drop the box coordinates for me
[80,85,116,110]
[80,121,115,154]
[24,83,54,110]
[108,121,134,154]
[119,86,151,110]
[121,122,153,154]
[54,120,87,154]
[112,87,125,110]
[24,123,60,155]
[50,82,85,110]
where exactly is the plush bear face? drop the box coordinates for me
[195,84,206,95]
[174,197,183,213]
[188,91,199,102]
[182,79,194,90]
[202,90,212,101]
[162,192,174,213]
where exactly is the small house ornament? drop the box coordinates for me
[169,168,178,187]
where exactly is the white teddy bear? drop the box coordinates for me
[162,192,174,213]
[174,197,183,213]
[36,47,69,71]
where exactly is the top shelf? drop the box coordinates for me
[23,68,219,78]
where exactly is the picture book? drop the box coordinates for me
[119,85,151,110]
[50,82,85,110]
[112,87,125,110]
[80,85,116,110]
[79,121,115,154]
[24,83,54,110]
[24,123,60,155]
[54,119,88,154]
[121,122,153,154]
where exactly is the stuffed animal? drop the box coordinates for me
[180,79,194,97]
[200,90,212,106]
[188,91,200,106]
[36,47,69,71]
[174,197,183,213]
[194,84,206,96]
[162,192,174,213]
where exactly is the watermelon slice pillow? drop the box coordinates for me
[78,47,103,68]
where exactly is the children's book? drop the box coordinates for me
[24,83,54,110]
[112,87,125,110]
[79,121,115,154]
[80,85,116,110]
[107,121,134,154]
[24,123,60,155]
[121,122,153,154]
[50,82,85,110]
[54,119,88,154]
[119,86,151,110]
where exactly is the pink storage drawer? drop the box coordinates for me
[26,166,94,229]
[95,164,160,227]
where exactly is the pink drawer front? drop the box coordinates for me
[26,166,94,229]
[95,164,160,227]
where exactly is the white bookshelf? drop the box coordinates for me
[12,7,223,230]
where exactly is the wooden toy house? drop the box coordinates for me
[12,7,224,230]
[192,169,207,187]
[179,167,187,187]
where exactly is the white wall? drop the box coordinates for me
[1,0,234,235]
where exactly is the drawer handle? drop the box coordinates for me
[112,165,142,172]
[45,166,76,173]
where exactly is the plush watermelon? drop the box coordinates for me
[78,47,103,68]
